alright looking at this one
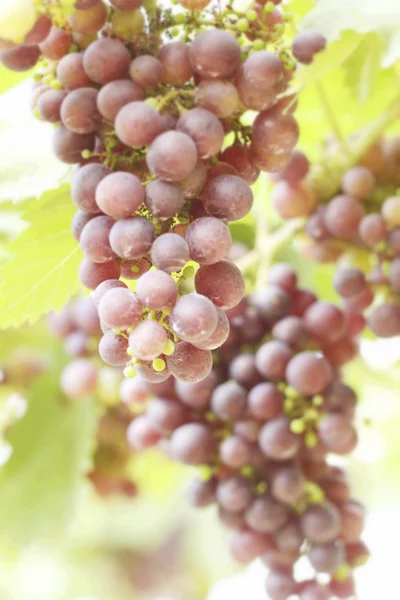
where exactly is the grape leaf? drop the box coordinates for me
[0,82,70,204]
[302,0,400,68]
[0,184,82,329]
[0,368,97,545]
[0,65,33,95]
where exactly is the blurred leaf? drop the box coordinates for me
[0,368,97,546]
[0,65,32,95]
[302,0,400,67]
[0,184,82,329]
[295,32,361,89]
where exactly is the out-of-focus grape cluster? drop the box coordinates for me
[124,263,368,600]
[1,0,326,384]
[270,139,400,339]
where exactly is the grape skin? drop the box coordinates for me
[189,30,241,79]
[202,174,253,221]
[97,79,144,121]
[185,217,232,265]
[166,342,213,382]
[169,293,218,344]
[195,260,245,310]
[146,131,198,181]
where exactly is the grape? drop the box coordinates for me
[194,260,245,310]
[267,263,298,293]
[229,529,274,563]
[93,279,127,307]
[389,258,400,293]
[80,215,116,263]
[220,436,251,468]
[150,233,190,272]
[72,163,111,213]
[170,293,218,343]
[202,175,253,221]
[98,287,141,329]
[328,578,355,599]
[98,330,129,366]
[39,28,70,60]
[275,520,304,553]
[251,150,291,173]
[177,0,210,8]
[359,213,387,247]
[129,55,163,88]
[75,0,102,8]
[323,381,357,417]
[69,2,108,34]
[271,466,305,504]
[339,500,365,542]
[147,131,198,181]
[207,162,238,180]
[259,417,301,460]
[318,414,357,455]
[187,477,216,507]
[53,126,95,164]
[300,502,341,543]
[158,41,194,86]
[211,380,247,420]
[179,161,207,199]
[234,419,262,443]
[71,210,94,242]
[189,30,241,79]
[265,570,297,600]
[143,376,176,398]
[166,342,213,382]
[194,307,230,350]
[137,362,170,383]
[248,382,284,420]
[262,549,299,572]
[217,475,253,513]
[57,53,93,90]
[245,494,289,533]
[37,89,66,123]
[83,38,131,84]
[185,217,232,265]
[299,583,330,600]
[242,51,283,89]
[135,270,178,311]
[96,172,145,218]
[60,358,97,398]
[324,195,365,238]
[111,8,145,39]
[109,217,154,260]
[388,227,400,254]
[275,149,310,185]
[333,267,366,298]
[195,79,239,119]
[255,340,294,381]
[236,68,279,112]
[292,30,327,64]
[115,100,166,150]
[111,0,143,8]
[219,508,245,530]
[61,87,100,134]
[272,316,309,351]
[229,354,261,389]
[304,301,346,344]
[286,351,334,396]
[169,423,216,465]
[341,166,375,199]
[64,331,89,357]
[97,80,144,121]
[175,371,218,410]
[79,257,121,289]
[24,15,52,44]
[308,541,345,574]
[345,540,370,567]
[176,108,224,159]
[382,195,400,227]
[252,111,300,156]
[368,303,400,337]
[145,179,185,219]
[271,181,315,218]
[127,415,162,450]
[219,145,260,185]
[147,396,188,434]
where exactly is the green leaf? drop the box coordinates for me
[0,184,82,329]
[0,65,32,95]
[0,368,97,546]
[302,0,400,68]
[0,84,69,204]
[295,31,361,89]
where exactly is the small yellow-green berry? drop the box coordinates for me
[124,365,136,378]
[153,358,166,372]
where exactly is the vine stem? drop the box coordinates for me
[316,81,352,156]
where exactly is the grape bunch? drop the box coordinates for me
[271,139,400,339]
[124,263,368,600]
[1,0,326,383]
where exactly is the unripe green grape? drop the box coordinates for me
[112,9,145,40]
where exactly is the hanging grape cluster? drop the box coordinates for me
[0,0,326,384]
[124,263,368,600]
[271,139,400,339]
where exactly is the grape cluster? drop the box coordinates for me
[271,139,400,339]
[1,0,326,383]
[124,263,368,599]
